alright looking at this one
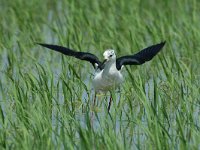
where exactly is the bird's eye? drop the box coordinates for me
[109,54,113,57]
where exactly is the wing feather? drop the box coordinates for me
[37,43,101,68]
[116,41,166,70]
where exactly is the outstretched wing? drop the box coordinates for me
[37,43,101,68]
[116,41,166,70]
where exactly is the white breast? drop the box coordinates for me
[92,61,123,92]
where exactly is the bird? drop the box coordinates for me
[37,41,166,112]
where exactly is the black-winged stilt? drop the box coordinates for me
[38,41,165,112]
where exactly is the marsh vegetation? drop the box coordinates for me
[0,0,199,149]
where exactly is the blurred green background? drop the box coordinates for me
[0,0,199,149]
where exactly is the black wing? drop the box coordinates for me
[37,43,101,68]
[116,41,166,70]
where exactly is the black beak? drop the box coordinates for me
[102,59,108,64]
[98,59,107,70]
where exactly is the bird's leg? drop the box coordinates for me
[93,92,97,107]
[108,93,112,112]
[90,92,97,126]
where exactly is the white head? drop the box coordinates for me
[103,49,116,61]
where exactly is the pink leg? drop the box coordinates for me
[93,92,97,106]
[108,95,112,112]
[90,92,97,125]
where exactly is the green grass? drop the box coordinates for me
[0,0,200,149]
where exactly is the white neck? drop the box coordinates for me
[103,59,117,74]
